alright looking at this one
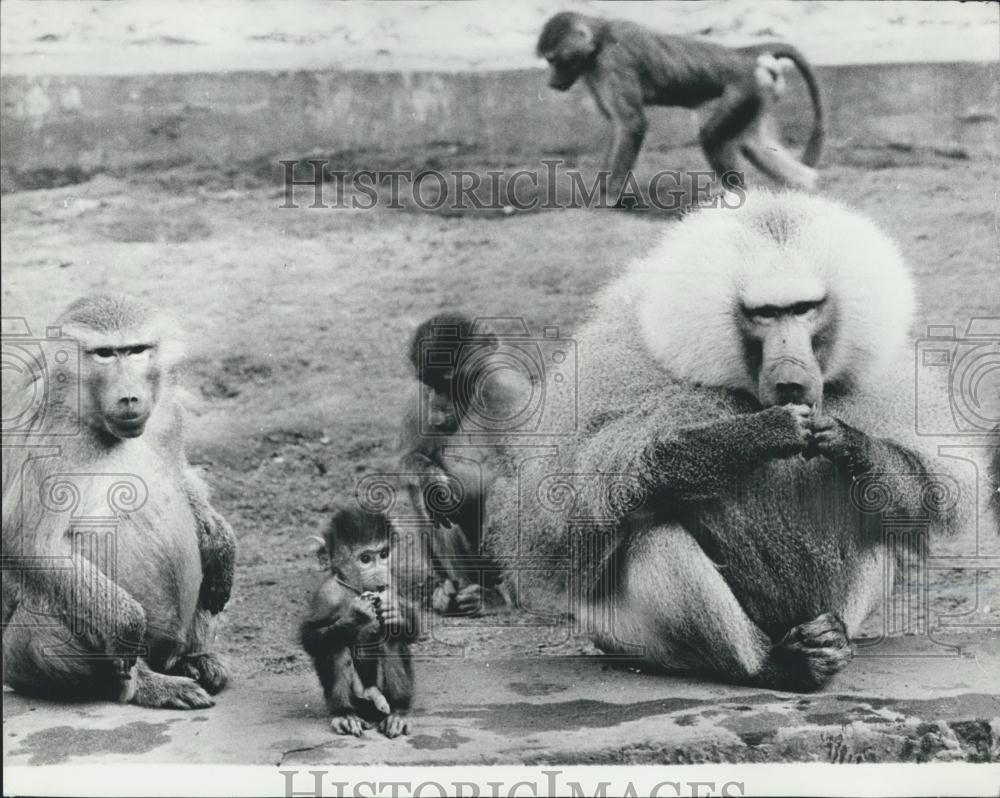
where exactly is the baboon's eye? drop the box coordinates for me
[359,553,372,565]
[127,345,152,359]
[379,548,389,560]
[790,302,814,316]
[91,348,116,363]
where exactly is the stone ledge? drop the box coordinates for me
[4,633,998,766]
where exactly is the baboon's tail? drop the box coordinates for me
[752,43,825,167]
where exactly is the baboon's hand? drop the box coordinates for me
[431,578,457,614]
[760,404,812,458]
[102,594,147,674]
[803,415,871,473]
[349,594,379,627]
[378,595,406,631]
[198,508,236,614]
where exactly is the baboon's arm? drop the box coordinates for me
[805,415,944,520]
[182,469,236,615]
[648,406,810,502]
[586,56,647,199]
[7,542,147,665]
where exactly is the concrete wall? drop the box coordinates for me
[1,61,996,184]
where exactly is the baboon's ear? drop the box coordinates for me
[307,535,329,571]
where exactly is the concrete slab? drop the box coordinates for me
[4,634,999,766]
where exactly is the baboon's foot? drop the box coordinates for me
[362,685,391,715]
[169,652,229,695]
[762,612,852,692]
[380,712,410,739]
[131,662,214,709]
[330,713,368,737]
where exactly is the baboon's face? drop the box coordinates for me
[538,16,597,91]
[335,541,391,593]
[424,382,458,431]
[544,52,587,91]
[84,343,160,439]
[739,297,834,409]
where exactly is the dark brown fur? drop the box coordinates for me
[300,507,417,738]
[537,12,824,200]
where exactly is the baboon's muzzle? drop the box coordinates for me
[757,321,823,408]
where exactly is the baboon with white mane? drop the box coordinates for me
[485,192,989,691]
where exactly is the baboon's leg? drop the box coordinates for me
[167,609,228,694]
[699,85,761,185]
[321,648,371,736]
[741,114,818,190]
[593,524,851,691]
[3,601,131,702]
[3,601,213,707]
[839,548,892,638]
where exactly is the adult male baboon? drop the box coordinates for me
[486,192,985,691]
[2,295,235,708]
[537,12,824,201]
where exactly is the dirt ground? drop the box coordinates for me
[2,141,998,687]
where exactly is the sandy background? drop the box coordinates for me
[3,145,997,674]
[1,0,998,77]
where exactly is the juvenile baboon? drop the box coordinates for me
[485,192,985,691]
[537,12,824,201]
[2,295,235,708]
[397,313,518,615]
[300,506,417,738]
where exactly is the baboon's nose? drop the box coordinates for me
[775,381,806,405]
[117,396,143,417]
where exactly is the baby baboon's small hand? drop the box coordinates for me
[350,594,379,626]
[378,595,406,631]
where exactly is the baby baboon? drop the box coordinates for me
[2,294,235,708]
[300,506,417,738]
